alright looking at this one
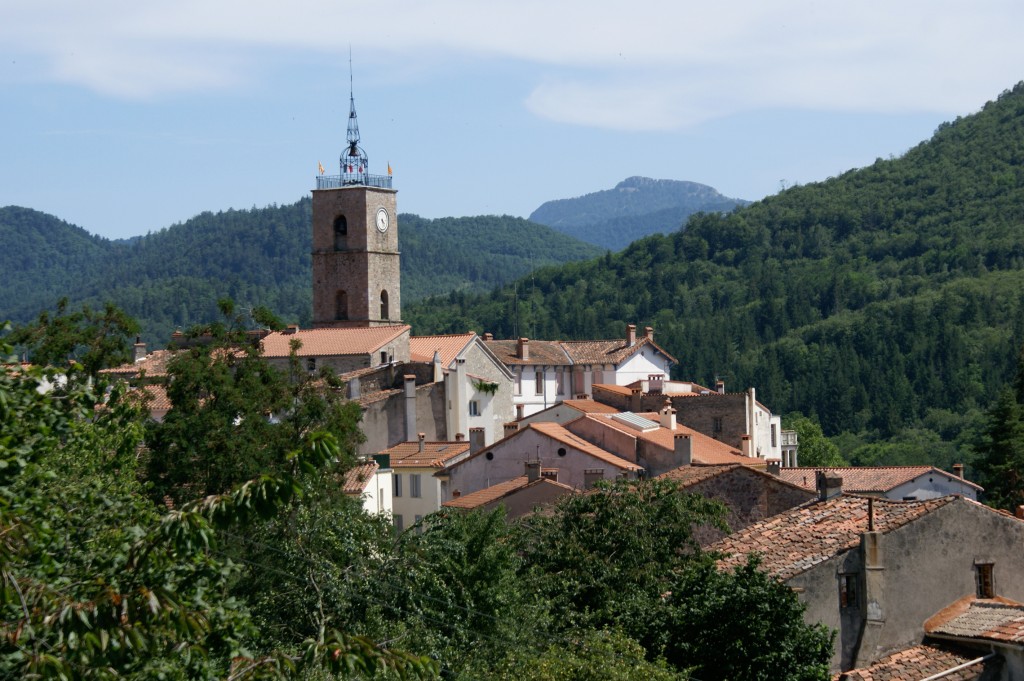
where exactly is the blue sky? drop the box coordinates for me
[1,1,1022,240]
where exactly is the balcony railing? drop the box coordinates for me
[316,173,393,190]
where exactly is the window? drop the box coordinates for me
[771,424,777,448]
[380,351,388,364]
[380,290,389,320]
[977,563,995,598]
[557,447,567,457]
[335,290,348,320]
[556,369,565,395]
[535,371,544,395]
[410,474,421,498]
[334,215,348,250]
[713,417,723,433]
[514,369,522,396]
[306,357,317,372]
[469,400,480,416]
[393,473,402,498]
[839,574,858,608]
[393,514,404,532]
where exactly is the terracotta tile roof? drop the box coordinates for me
[593,384,634,396]
[342,461,379,495]
[711,495,956,580]
[560,399,620,414]
[529,422,643,471]
[100,349,176,377]
[836,643,992,680]
[560,336,677,365]
[132,384,172,411]
[443,476,576,510]
[780,466,983,494]
[381,440,470,468]
[483,339,571,366]
[409,333,475,365]
[926,597,1024,644]
[261,325,410,358]
[584,413,748,465]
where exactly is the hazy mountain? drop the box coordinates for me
[528,176,747,250]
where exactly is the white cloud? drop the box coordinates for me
[2,0,1022,126]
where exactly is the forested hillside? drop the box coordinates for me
[409,83,1024,464]
[0,202,601,345]
[529,176,746,250]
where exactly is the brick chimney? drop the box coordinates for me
[816,471,843,501]
[659,399,676,430]
[133,336,147,363]
[504,422,520,438]
[517,338,530,360]
[454,432,465,442]
[626,324,637,347]
[645,326,654,342]
[525,460,541,482]
[417,432,426,453]
[469,427,486,454]
[952,463,964,479]
[674,433,692,466]
[483,332,494,341]
[716,380,725,394]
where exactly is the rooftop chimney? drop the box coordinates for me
[626,324,637,347]
[816,471,843,501]
[404,375,418,441]
[133,336,147,363]
[952,463,964,479]
[659,398,676,430]
[525,460,541,482]
[741,434,752,457]
[645,326,654,341]
[417,432,426,453]
[674,433,692,466]
[483,332,494,341]
[469,427,486,455]
[517,337,530,361]
[1017,506,1024,520]
[766,461,781,476]
[454,432,465,442]
[284,324,299,334]
[504,421,520,438]
[630,387,643,412]
[716,380,725,394]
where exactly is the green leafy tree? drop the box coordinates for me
[6,297,140,378]
[785,414,847,467]
[974,387,1024,511]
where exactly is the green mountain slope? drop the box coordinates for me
[1,201,602,346]
[529,176,747,250]
[408,83,1024,451]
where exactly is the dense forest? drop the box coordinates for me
[0,204,601,346]
[408,82,1024,467]
[528,176,746,250]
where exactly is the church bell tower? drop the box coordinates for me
[311,76,400,328]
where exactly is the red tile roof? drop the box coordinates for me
[528,422,643,471]
[342,461,380,495]
[380,440,470,468]
[926,596,1024,644]
[780,466,983,494]
[835,643,991,680]
[593,384,634,396]
[560,399,620,414]
[658,464,807,493]
[357,388,402,407]
[711,495,956,580]
[409,333,475,365]
[560,336,677,365]
[443,475,575,510]
[100,349,176,377]
[483,339,571,366]
[261,325,410,358]
[583,413,748,465]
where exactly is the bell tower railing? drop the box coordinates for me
[316,173,393,190]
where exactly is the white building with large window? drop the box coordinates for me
[483,324,676,418]
[379,436,471,531]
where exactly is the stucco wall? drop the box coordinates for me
[482,481,575,518]
[565,418,638,463]
[787,498,1024,672]
[456,342,515,445]
[890,475,979,501]
[358,383,445,456]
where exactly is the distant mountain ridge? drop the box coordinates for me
[0,201,602,346]
[529,176,747,250]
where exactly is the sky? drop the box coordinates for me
[1,1,1023,240]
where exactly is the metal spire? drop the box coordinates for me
[341,48,368,184]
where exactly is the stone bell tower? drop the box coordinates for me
[311,78,400,328]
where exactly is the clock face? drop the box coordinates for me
[375,207,390,233]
